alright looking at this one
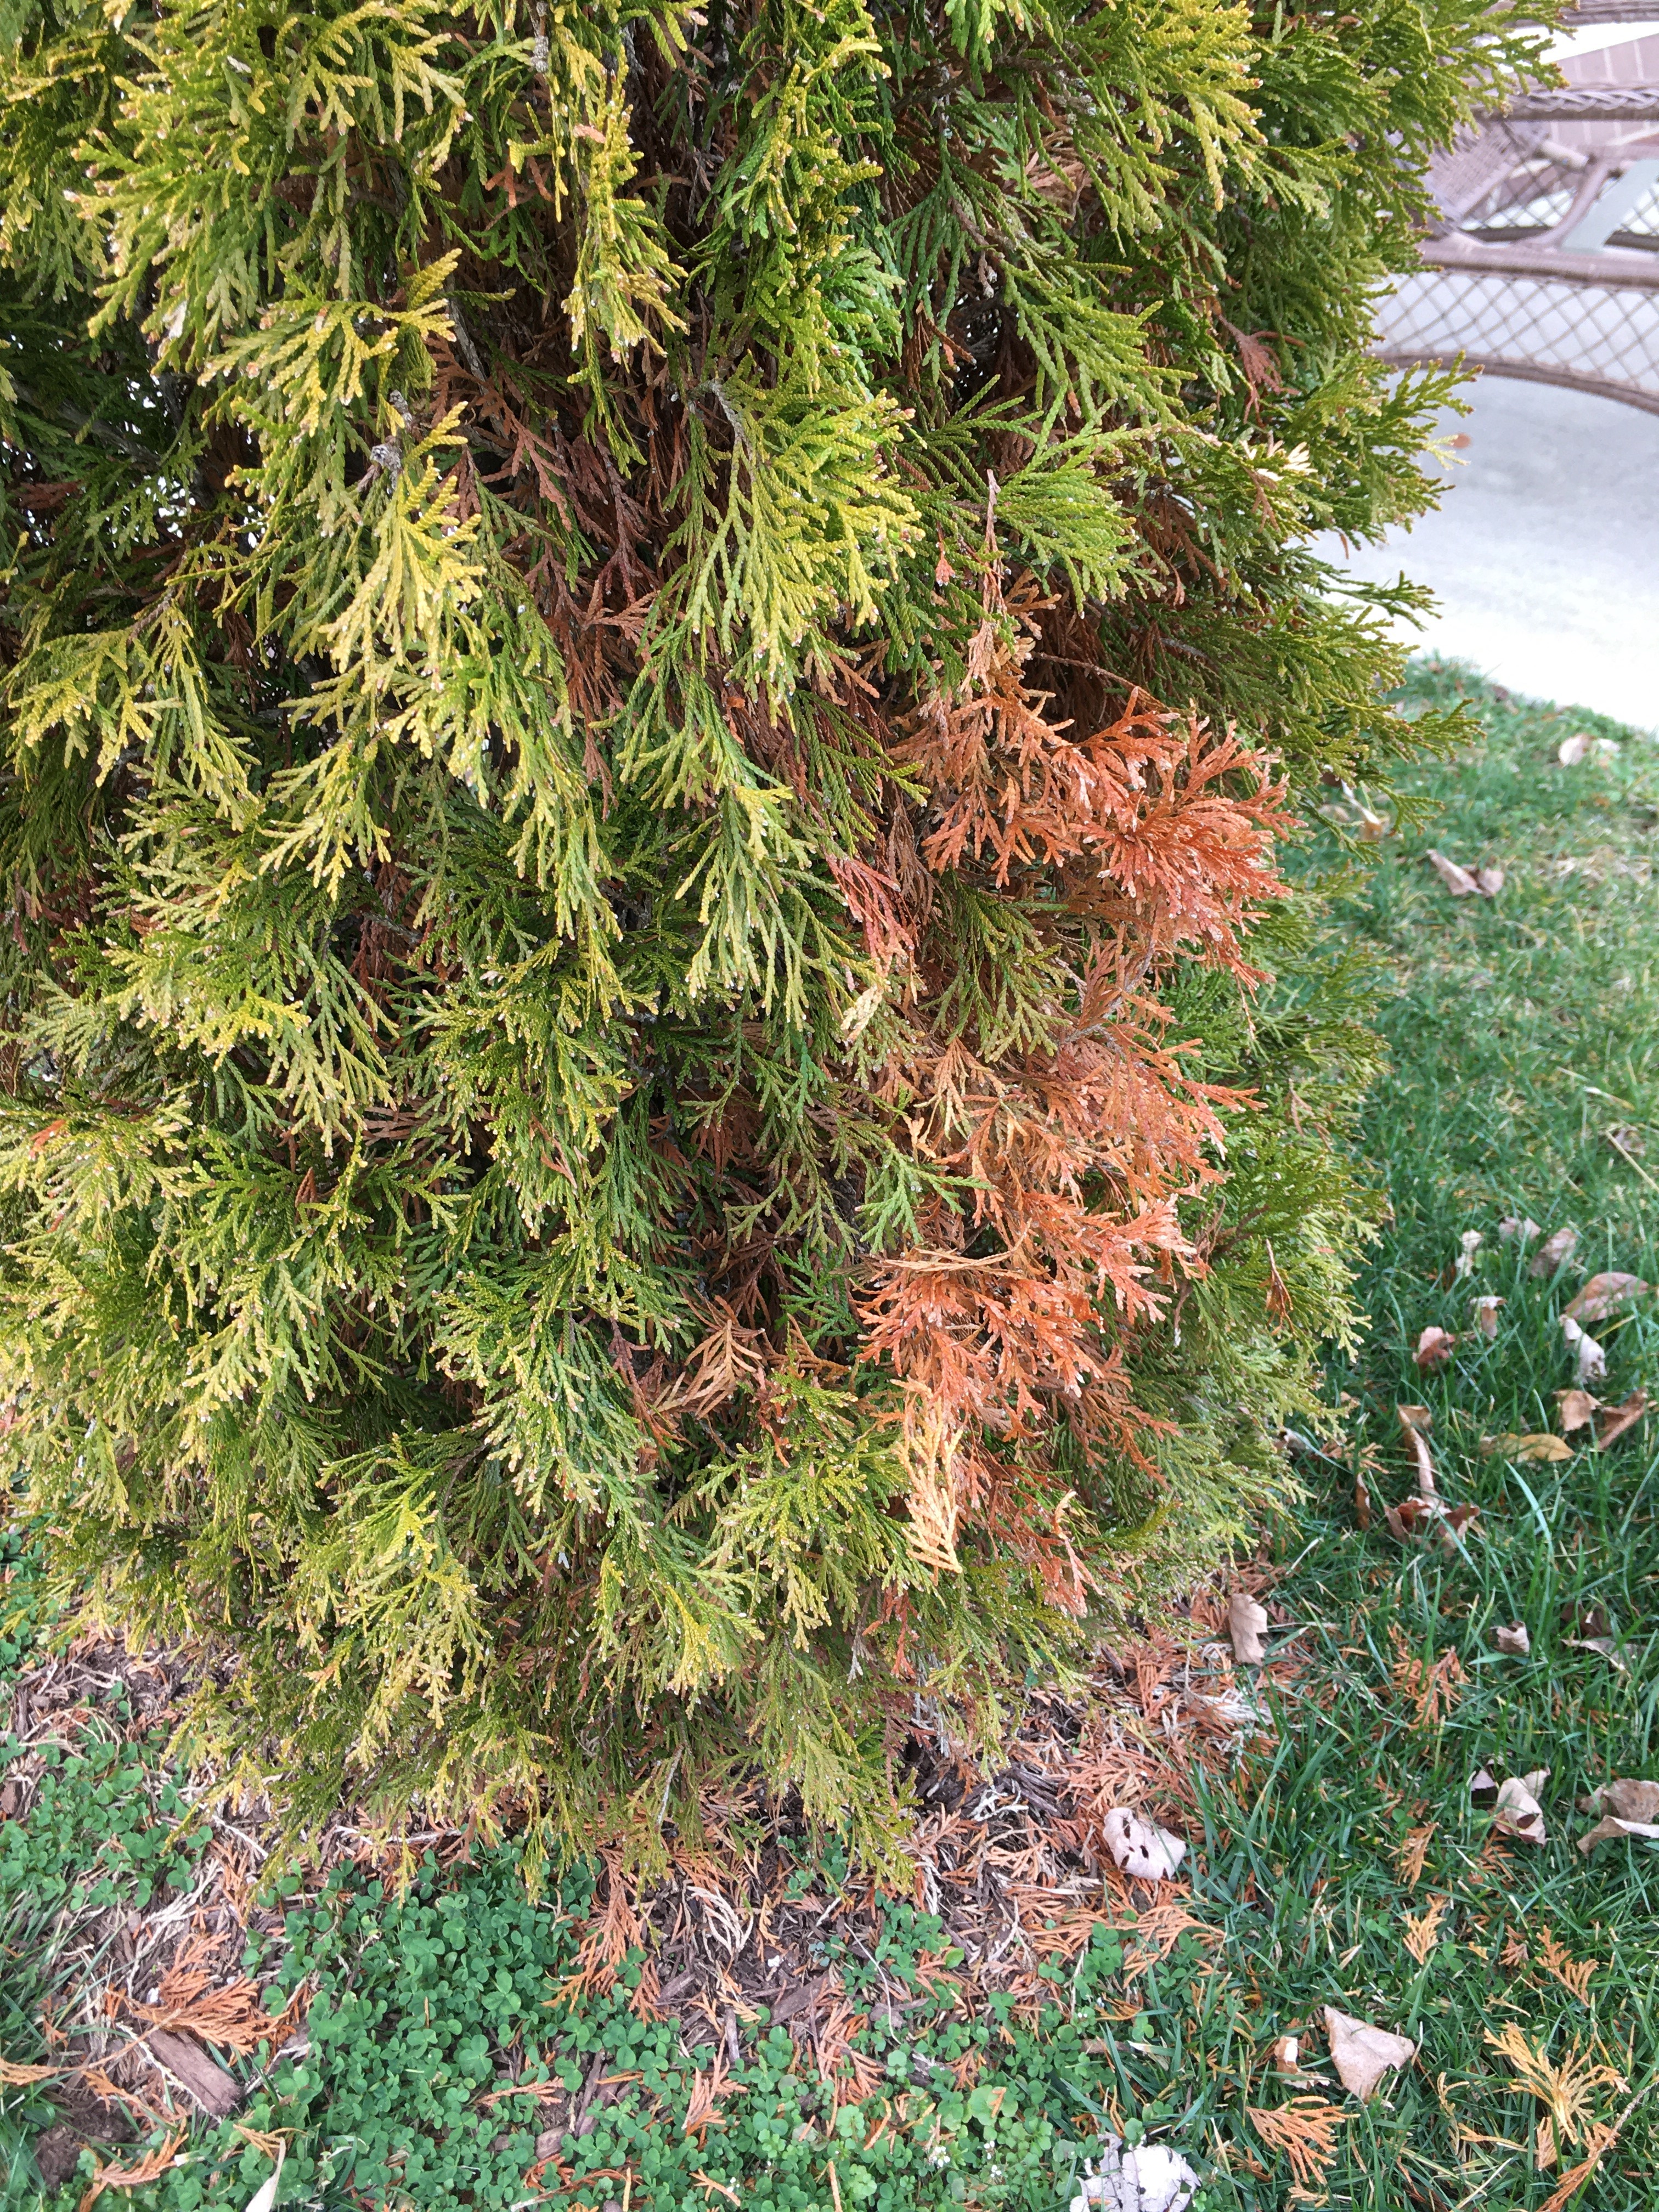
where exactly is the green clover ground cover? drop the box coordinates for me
[3,662,1658,2209]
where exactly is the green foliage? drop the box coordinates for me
[8,669,1659,2207]
[0,0,1553,1855]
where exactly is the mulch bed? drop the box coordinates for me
[2,1572,1306,2169]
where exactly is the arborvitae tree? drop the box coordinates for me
[1,0,1542,1859]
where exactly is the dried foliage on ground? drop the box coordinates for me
[3,1575,1295,2154]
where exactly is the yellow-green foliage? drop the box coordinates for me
[0,0,1547,1864]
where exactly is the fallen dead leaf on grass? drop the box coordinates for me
[1453,1229,1483,1279]
[1396,1403,1437,1487]
[1387,1495,1479,1545]
[1425,848,1482,895]
[1476,1768,1549,1844]
[1324,2007,1415,2101]
[1228,1590,1269,1665]
[1102,1808,1187,1882]
[1318,792,1390,843]
[1499,1216,1542,1246]
[1576,1779,1659,1852]
[1530,1226,1579,1277]
[1563,1272,1649,1322]
[1555,1389,1599,1435]
[1480,1431,1573,1464]
[1595,1388,1650,1448]
[1386,1406,1477,1549]
[1583,1778,1659,1820]
[1494,1622,1532,1656]
[1414,1325,1455,1370]
[1442,1502,1480,1547]
[1566,1636,1629,1675]
[1071,2138,1200,2212]
[1471,1294,1505,1339]
[1557,732,1621,766]
[1560,1315,1607,1384]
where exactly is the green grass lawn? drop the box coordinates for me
[1166,658,1659,2208]
[2,662,1657,2211]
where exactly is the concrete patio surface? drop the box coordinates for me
[1315,371,1659,733]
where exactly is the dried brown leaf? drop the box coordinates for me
[1102,1808,1187,1882]
[1318,794,1389,842]
[1492,1769,1550,1845]
[1562,1272,1649,1323]
[1581,1778,1659,1823]
[1555,1389,1600,1435]
[1227,1590,1269,1666]
[1414,1325,1456,1371]
[1595,1389,1650,1448]
[1494,1622,1532,1657]
[1499,1216,1542,1245]
[1324,2008,1415,2101]
[1575,1811,1659,1854]
[1384,1496,1434,1541]
[1560,1316,1606,1384]
[1425,848,1482,895]
[1480,1432,1573,1463]
[1395,1403,1437,1493]
[1471,1294,1505,1339]
[1441,1502,1480,1553]
[1530,1226,1578,1277]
